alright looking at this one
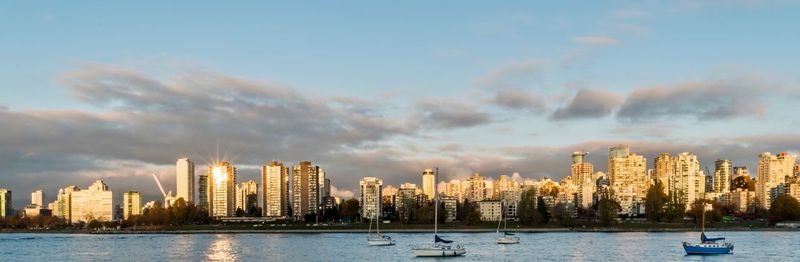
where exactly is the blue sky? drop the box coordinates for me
[1,1,799,207]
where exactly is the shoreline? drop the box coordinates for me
[3,227,798,234]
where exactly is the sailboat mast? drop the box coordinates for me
[376,184,380,234]
[434,167,438,236]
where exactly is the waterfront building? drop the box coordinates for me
[198,174,208,210]
[359,177,383,220]
[714,159,732,193]
[292,161,321,220]
[262,160,289,217]
[396,183,418,219]
[122,191,142,220]
[318,168,327,206]
[478,200,502,222]
[382,185,397,208]
[444,180,464,202]
[608,145,648,215]
[570,151,595,208]
[422,169,435,201]
[235,180,258,212]
[730,188,756,213]
[51,186,79,221]
[0,188,11,218]
[441,197,457,222]
[31,189,44,208]
[465,173,488,203]
[70,180,113,223]
[756,152,796,209]
[208,161,237,217]
[654,153,676,194]
[176,158,195,203]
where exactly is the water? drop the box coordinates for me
[0,232,797,261]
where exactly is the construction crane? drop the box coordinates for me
[151,173,176,207]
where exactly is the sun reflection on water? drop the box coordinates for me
[206,234,239,261]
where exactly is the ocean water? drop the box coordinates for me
[0,231,796,261]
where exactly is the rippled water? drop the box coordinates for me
[0,231,797,261]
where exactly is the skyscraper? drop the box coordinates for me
[235,180,258,212]
[756,152,796,208]
[208,161,237,217]
[51,185,79,221]
[465,173,487,202]
[608,145,648,214]
[571,151,595,208]
[70,180,113,223]
[122,191,142,220]
[262,160,288,217]
[198,174,208,210]
[675,152,705,207]
[714,159,732,193]
[176,158,195,203]
[31,189,44,207]
[0,188,11,218]
[422,169,435,201]
[654,153,676,194]
[292,161,320,220]
[359,177,383,220]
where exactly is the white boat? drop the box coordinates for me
[413,168,466,257]
[367,187,395,246]
[496,202,519,244]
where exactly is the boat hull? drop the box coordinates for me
[682,242,733,255]
[413,248,466,257]
[496,237,519,244]
[368,239,395,246]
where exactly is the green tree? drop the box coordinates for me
[537,197,551,224]
[517,189,541,226]
[731,176,755,191]
[645,179,669,222]
[597,192,621,226]
[768,195,800,224]
[413,204,434,224]
[340,198,360,222]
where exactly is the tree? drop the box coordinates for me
[537,197,551,224]
[413,204,434,224]
[517,189,541,226]
[597,192,621,226]
[339,198,360,222]
[768,195,800,224]
[645,179,669,222]
[731,176,755,191]
[235,208,245,217]
[687,198,715,224]
[456,199,474,222]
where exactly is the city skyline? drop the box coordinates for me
[3,2,800,209]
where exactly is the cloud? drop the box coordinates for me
[573,36,621,45]
[0,64,416,206]
[550,89,622,120]
[411,99,492,129]
[617,78,766,122]
[329,185,354,199]
[475,59,548,111]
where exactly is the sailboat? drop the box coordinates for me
[682,202,733,255]
[367,185,395,246]
[413,168,466,257]
[496,202,519,244]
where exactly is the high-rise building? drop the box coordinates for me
[571,152,595,208]
[51,186,79,221]
[235,180,258,212]
[318,168,327,205]
[122,191,142,220]
[756,152,796,208]
[70,180,113,223]
[714,159,732,193]
[654,153,676,194]
[359,177,383,220]
[262,160,289,217]
[733,166,749,180]
[422,169,435,201]
[176,158,195,203]
[292,160,320,220]
[198,174,209,210]
[31,189,44,207]
[208,161,237,217]
[465,173,488,202]
[0,188,11,218]
[608,145,648,214]
[382,185,398,208]
[675,152,705,206]
[397,183,418,212]
[444,180,463,202]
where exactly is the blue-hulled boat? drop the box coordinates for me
[682,202,733,255]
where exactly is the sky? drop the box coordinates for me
[1,1,800,208]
